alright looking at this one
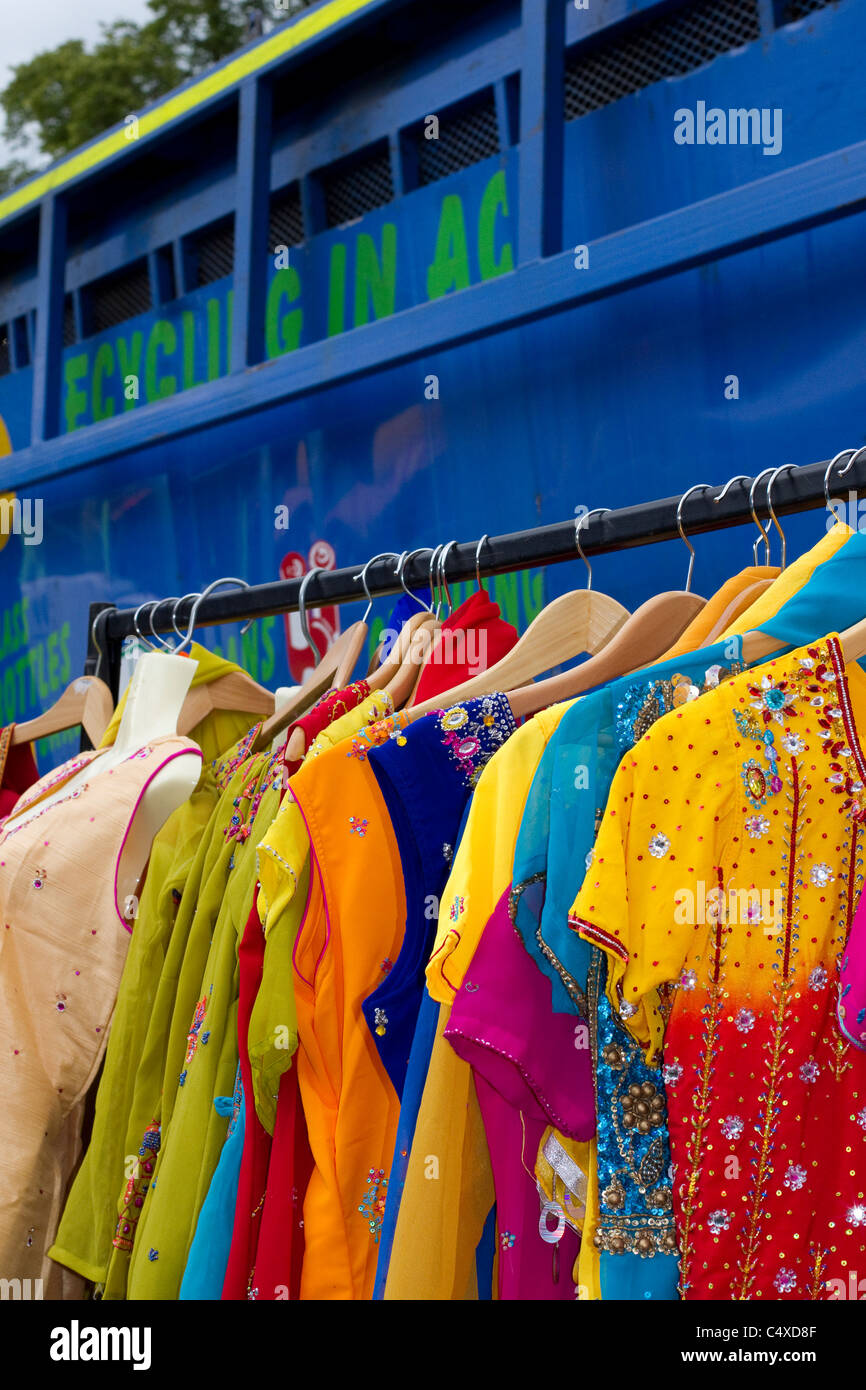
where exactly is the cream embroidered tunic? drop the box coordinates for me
[0,735,200,1297]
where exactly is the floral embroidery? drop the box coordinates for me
[348,816,368,837]
[741,757,781,809]
[784,1163,807,1190]
[745,815,770,839]
[734,1008,755,1033]
[500,1232,516,1250]
[32,868,47,889]
[678,968,697,991]
[449,896,465,922]
[358,1167,388,1242]
[648,833,671,859]
[749,674,797,725]
[662,1061,682,1085]
[113,1119,160,1252]
[437,695,515,787]
[808,966,828,991]
[180,995,208,1083]
[799,1059,820,1083]
[810,863,835,888]
[774,1267,797,1294]
[847,1204,866,1226]
[620,1080,665,1134]
[720,1115,743,1140]
[856,1108,866,1130]
[707,1209,730,1234]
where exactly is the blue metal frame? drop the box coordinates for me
[1,0,858,485]
[3,125,864,490]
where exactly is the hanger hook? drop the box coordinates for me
[354,552,398,625]
[823,447,859,513]
[676,484,712,593]
[437,540,458,618]
[298,567,325,660]
[748,469,776,565]
[764,464,799,571]
[575,509,610,592]
[145,598,180,652]
[475,535,490,590]
[713,474,768,564]
[132,603,163,653]
[90,604,116,682]
[175,578,255,653]
[427,545,444,619]
[172,594,200,644]
[395,550,432,613]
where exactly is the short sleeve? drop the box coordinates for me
[569,702,736,1063]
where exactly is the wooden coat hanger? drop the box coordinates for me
[254,565,368,755]
[506,487,713,720]
[405,511,632,722]
[12,675,115,747]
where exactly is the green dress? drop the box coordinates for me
[125,743,285,1300]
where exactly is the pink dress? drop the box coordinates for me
[445,887,595,1299]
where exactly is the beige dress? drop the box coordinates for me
[0,735,201,1298]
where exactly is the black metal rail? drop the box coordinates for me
[86,448,866,698]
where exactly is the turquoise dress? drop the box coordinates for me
[180,1066,245,1300]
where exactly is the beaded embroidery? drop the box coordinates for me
[437,694,515,787]
[358,1168,388,1242]
[112,1119,160,1252]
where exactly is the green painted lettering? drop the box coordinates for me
[58,622,71,685]
[92,341,116,421]
[46,631,60,691]
[478,170,514,281]
[265,269,303,357]
[145,320,178,402]
[182,310,206,390]
[206,299,222,381]
[328,243,347,337]
[353,225,397,327]
[427,195,471,300]
[64,353,89,433]
[260,616,276,682]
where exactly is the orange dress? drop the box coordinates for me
[571,636,866,1299]
[0,736,201,1298]
[288,714,409,1299]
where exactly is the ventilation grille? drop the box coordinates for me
[269,182,304,250]
[63,294,76,348]
[194,216,235,287]
[87,260,152,336]
[416,89,500,186]
[564,0,761,121]
[322,142,393,228]
[0,325,9,377]
[780,0,834,20]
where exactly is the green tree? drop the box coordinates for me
[0,0,291,180]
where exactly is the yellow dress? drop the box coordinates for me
[570,635,866,1299]
[719,522,852,638]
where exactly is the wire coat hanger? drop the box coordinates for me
[406,509,633,721]
[503,487,710,720]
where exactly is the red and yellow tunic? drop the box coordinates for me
[571,636,866,1300]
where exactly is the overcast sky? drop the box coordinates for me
[1,0,155,165]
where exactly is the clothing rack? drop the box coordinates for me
[86,448,866,700]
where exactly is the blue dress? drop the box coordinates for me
[179,1066,245,1300]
